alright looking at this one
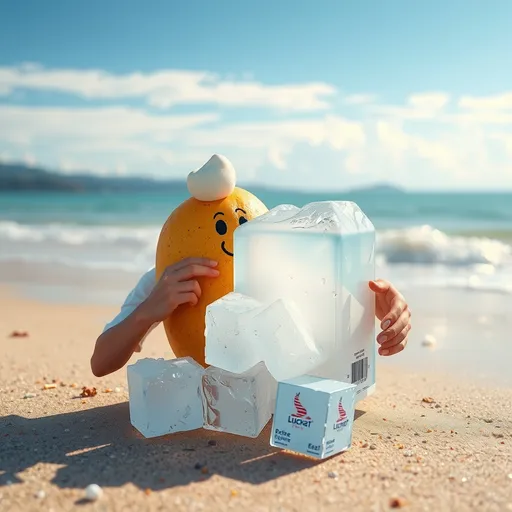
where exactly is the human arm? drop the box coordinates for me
[369,279,412,356]
[90,258,219,377]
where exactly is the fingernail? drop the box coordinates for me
[377,334,387,344]
[382,320,391,330]
[381,349,389,356]
[210,260,218,266]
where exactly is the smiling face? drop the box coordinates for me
[155,186,268,366]
[214,207,248,257]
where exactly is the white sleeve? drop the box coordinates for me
[102,267,158,352]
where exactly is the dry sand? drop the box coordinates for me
[1,287,512,512]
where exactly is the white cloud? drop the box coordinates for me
[458,92,512,111]
[0,64,336,112]
[344,93,377,105]
[408,92,450,111]
[185,116,366,151]
[0,105,218,144]
[370,92,450,121]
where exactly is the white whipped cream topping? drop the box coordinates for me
[187,154,236,201]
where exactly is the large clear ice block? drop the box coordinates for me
[234,201,376,400]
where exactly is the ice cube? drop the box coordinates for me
[204,292,264,374]
[270,375,356,459]
[127,357,204,438]
[202,362,277,438]
[205,292,323,380]
[234,200,376,400]
[252,298,324,381]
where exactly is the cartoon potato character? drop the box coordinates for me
[155,154,268,366]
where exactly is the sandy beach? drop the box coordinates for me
[1,286,511,512]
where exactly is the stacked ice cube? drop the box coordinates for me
[127,357,204,438]
[202,362,277,438]
[204,292,322,380]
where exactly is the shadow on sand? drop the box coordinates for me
[1,403,365,492]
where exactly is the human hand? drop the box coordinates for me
[369,279,411,356]
[138,257,219,324]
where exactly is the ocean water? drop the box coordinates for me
[1,190,512,300]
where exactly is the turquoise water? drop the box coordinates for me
[2,190,512,235]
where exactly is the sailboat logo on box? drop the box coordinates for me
[288,393,313,428]
[333,397,349,430]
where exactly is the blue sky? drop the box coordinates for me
[1,0,511,190]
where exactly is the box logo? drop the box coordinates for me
[288,392,313,428]
[333,397,349,430]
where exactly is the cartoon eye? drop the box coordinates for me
[238,216,248,225]
[215,219,228,235]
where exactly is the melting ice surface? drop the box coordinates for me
[233,201,376,397]
[127,357,204,438]
[205,292,323,380]
[202,362,277,438]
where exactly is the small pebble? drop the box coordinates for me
[507,474,512,479]
[85,484,103,501]
[328,471,338,479]
[389,497,407,508]
[370,444,377,450]
[208,440,217,446]
[114,387,122,393]
[194,463,203,470]
[422,334,437,347]
[34,490,45,499]
[404,450,414,457]
[23,393,36,399]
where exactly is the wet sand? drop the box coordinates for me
[1,287,512,512]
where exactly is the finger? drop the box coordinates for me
[379,336,408,356]
[368,279,390,294]
[379,322,411,349]
[175,292,199,307]
[170,258,218,272]
[379,295,408,331]
[378,307,410,342]
[174,264,220,282]
[177,280,201,298]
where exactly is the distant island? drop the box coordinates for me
[0,162,187,193]
[0,161,405,195]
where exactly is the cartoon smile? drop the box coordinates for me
[221,241,233,257]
